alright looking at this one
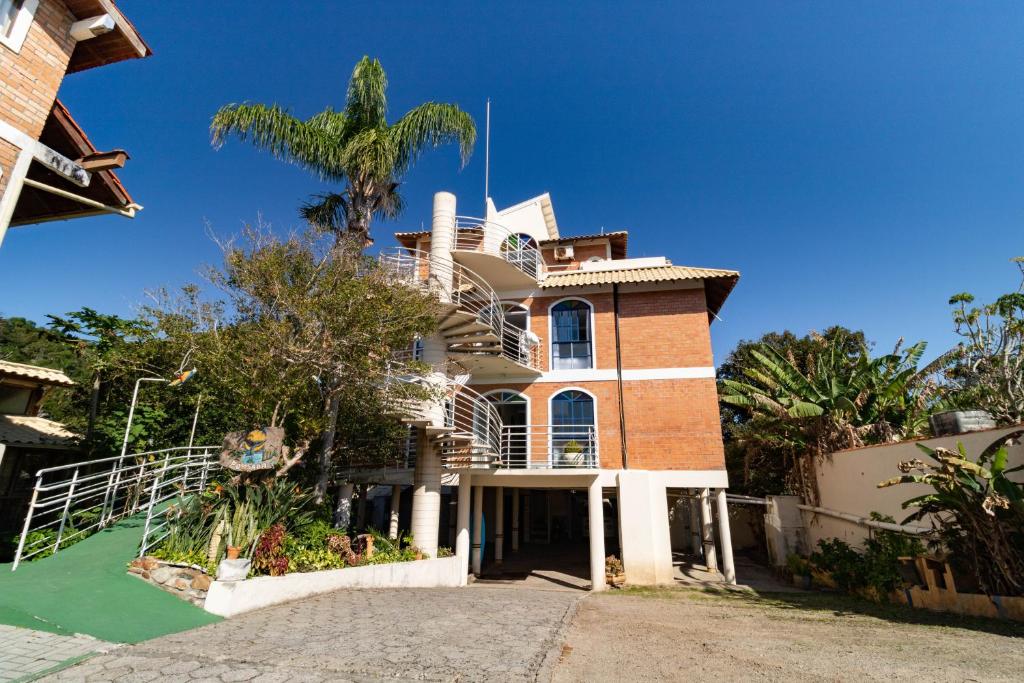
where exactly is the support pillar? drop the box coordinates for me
[494,486,504,564]
[389,484,401,540]
[511,488,520,552]
[411,434,443,558]
[429,192,457,295]
[456,473,471,584]
[471,485,484,575]
[699,487,718,572]
[715,489,737,585]
[588,478,607,591]
[334,482,354,529]
[523,493,531,543]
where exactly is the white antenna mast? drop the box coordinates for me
[484,98,491,211]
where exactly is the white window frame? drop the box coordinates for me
[0,0,38,54]
[547,387,598,469]
[547,296,596,371]
[480,389,531,466]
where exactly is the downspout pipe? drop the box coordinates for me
[613,283,628,469]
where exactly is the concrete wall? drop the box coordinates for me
[204,556,463,618]
[807,425,1024,548]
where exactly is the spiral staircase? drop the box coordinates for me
[377,247,538,469]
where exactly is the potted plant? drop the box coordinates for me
[605,555,626,587]
[225,502,259,561]
[560,439,585,467]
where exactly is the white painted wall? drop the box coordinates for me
[808,425,1024,548]
[616,470,674,585]
[204,556,463,617]
[491,195,556,242]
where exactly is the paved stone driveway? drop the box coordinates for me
[0,625,115,682]
[42,586,581,682]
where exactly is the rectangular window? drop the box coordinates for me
[0,0,36,53]
[551,302,593,370]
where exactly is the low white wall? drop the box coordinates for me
[808,425,1024,549]
[205,556,463,617]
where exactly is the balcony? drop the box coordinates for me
[443,424,598,470]
[451,216,542,290]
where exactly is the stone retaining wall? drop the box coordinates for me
[128,556,212,607]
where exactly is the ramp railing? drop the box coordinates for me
[12,446,218,570]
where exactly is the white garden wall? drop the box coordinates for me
[204,556,463,617]
[806,425,1024,549]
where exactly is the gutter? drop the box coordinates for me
[613,283,628,469]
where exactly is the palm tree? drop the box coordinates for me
[211,56,476,243]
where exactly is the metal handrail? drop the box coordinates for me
[460,423,599,469]
[453,216,543,280]
[377,247,541,372]
[12,446,218,570]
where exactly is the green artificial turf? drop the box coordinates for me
[0,514,220,643]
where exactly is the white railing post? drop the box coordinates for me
[198,449,211,493]
[11,473,43,571]
[140,452,171,557]
[53,467,80,556]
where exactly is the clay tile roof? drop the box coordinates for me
[540,265,740,321]
[0,415,80,448]
[0,360,75,387]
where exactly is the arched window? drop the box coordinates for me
[550,299,593,370]
[475,390,529,468]
[550,389,596,467]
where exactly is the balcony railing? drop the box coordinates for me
[495,424,598,469]
[454,216,542,280]
[377,248,541,372]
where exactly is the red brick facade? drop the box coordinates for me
[474,286,726,472]
[0,0,76,140]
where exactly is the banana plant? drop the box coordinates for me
[878,429,1024,596]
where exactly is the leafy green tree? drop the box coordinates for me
[941,257,1024,424]
[147,226,440,500]
[210,56,476,243]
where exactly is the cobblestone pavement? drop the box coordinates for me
[42,586,581,682]
[0,625,116,682]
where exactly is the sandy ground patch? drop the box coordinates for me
[552,587,1024,682]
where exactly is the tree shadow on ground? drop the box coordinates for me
[617,585,1024,638]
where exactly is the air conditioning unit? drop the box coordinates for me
[554,245,574,261]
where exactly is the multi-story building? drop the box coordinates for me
[0,0,150,249]
[346,190,740,590]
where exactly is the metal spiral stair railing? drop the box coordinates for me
[377,247,540,372]
[454,216,542,280]
[384,369,503,469]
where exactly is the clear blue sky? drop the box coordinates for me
[1,1,1022,365]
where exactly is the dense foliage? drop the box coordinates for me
[807,520,924,598]
[719,329,939,503]
[879,431,1024,596]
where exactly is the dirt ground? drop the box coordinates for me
[552,587,1024,682]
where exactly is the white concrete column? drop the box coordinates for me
[0,148,32,250]
[471,485,484,575]
[617,471,675,585]
[389,484,401,540]
[494,486,504,564]
[699,488,718,572]
[411,434,443,558]
[511,488,520,552]
[588,478,607,592]
[715,489,737,585]
[523,493,531,543]
[456,473,472,584]
[429,191,457,298]
[334,482,354,529]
